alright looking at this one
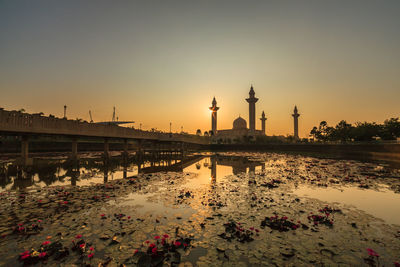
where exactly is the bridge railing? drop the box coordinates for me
[0,109,210,144]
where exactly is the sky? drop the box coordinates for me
[1,0,399,137]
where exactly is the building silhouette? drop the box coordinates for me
[210,85,265,142]
[292,105,300,139]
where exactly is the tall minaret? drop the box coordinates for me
[209,97,219,135]
[292,106,300,139]
[246,85,258,134]
[260,111,267,135]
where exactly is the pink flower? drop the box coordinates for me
[79,243,85,248]
[38,220,42,223]
[174,241,181,247]
[100,214,105,217]
[154,236,160,240]
[183,243,188,247]
[128,216,131,219]
[163,234,169,238]
[75,234,82,239]
[42,241,51,246]
[367,248,379,257]
[255,229,260,232]
[394,262,400,267]
[145,240,150,244]
[149,243,156,248]
[152,247,157,254]
[134,249,139,254]
[281,216,288,220]
[89,247,94,251]
[39,252,47,258]
[20,251,30,256]
[21,254,30,260]
[88,253,94,258]
[249,227,254,231]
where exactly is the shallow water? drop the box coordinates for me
[0,152,400,266]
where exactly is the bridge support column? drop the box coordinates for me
[136,140,143,160]
[71,138,78,160]
[180,142,186,158]
[16,136,33,166]
[249,166,256,174]
[122,139,129,158]
[104,138,109,159]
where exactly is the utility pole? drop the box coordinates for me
[170,122,172,133]
[63,105,67,119]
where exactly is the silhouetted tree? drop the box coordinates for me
[333,120,353,142]
[350,122,380,141]
[381,118,400,140]
[309,121,334,142]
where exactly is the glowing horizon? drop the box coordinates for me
[1,1,399,138]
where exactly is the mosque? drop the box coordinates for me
[209,85,300,143]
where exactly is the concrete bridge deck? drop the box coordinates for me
[0,109,210,164]
[0,109,209,144]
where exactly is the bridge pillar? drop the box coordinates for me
[104,138,110,159]
[122,139,129,157]
[249,165,256,174]
[71,138,78,160]
[136,140,143,160]
[180,142,186,158]
[17,136,33,166]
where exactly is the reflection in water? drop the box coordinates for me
[294,185,400,225]
[1,152,400,226]
[0,154,265,191]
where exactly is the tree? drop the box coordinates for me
[382,118,400,139]
[351,122,380,141]
[309,121,334,142]
[333,120,353,142]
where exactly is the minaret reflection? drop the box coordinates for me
[210,156,217,184]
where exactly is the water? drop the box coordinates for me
[0,152,400,266]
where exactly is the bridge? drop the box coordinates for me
[0,108,210,164]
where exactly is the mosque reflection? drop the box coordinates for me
[0,154,264,191]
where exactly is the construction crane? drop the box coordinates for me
[96,106,134,126]
[89,110,93,123]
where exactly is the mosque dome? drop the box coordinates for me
[233,116,247,129]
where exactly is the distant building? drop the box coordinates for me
[210,86,265,143]
[292,106,300,139]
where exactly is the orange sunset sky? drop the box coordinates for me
[1,1,399,138]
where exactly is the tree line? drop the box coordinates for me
[309,118,400,142]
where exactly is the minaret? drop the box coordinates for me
[63,105,67,119]
[209,97,219,135]
[246,85,258,134]
[260,111,267,135]
[292,106,300,139]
